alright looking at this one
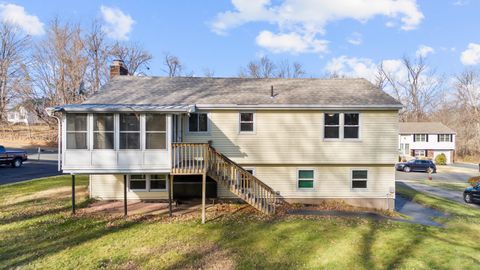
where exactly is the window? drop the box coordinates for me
[344,113,359,139]
[146,114,167,149]
[93,114,114,149]
[129,175,147,191]
[298,170,314,189]
[129,174,167,191]
[438,134,452,142]
[188,113,208,132]
[150,174,167,191]
[239,112,255,133]
[399,143,410,155]
[414,134,427,142]
[119,113,140,149]
[324,113,340,139]
[414,150,426,157]
[66,113,88,149]
[352,170,368,189]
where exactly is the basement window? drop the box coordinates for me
[149,174,167,191]
[298,169,314,189]
[66,113,88,149]
[129,175,147,191]
[352,170,368,189]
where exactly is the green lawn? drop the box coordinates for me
[417,180,469,192]
[1,176,479,269]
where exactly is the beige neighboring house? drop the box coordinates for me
[398,122,456,164]
[47,61,402,217]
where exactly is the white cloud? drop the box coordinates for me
[0,3,44,35]
[100,5,134,40]
[211,0,423,54]
[256,31,328,54]
[461,43,480,65]
[347,32,362,45]
[416,45,434,58]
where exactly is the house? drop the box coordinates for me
[6,106,40,125]
[47,60,402,221]
[398,122,456,164]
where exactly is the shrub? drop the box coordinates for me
[435,153,447,165]
[467,176,480,187]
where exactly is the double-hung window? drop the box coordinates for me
[146,114,167,149]
[298,170,314,189]
[120,113,140,149]
[239,112,255,133]
[93,114,114,149]
[344,113,359,139]
[438,134,451,142]
[129,174,167,191]
[324,113,340,139]
[352,170,368,189]
[324,113,360,139]
[414,134,427,142]
[66,113,88,149]
[149,174,167,191]
[188,113,208,132]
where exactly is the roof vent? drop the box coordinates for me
[270,85,274,98]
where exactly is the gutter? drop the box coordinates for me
[45,108,62,172]
[195,104,403,110]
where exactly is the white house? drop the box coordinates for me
[6,106,40,125]
[398,122,456,164]
[47,60,402,220]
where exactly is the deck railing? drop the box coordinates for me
[171,142,277,214]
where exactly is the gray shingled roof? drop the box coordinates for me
[399,122,456,134]
[78,76,402,109]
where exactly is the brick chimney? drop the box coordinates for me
[110,59,128,79]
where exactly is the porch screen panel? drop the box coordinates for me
[66,113,88,149]
[93,114,114,149]
[120,113,140,149]
[146,114,167,149]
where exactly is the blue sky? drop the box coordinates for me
[4,0,480,79]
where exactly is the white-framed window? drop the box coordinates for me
[239,112,255,133]
[149,174,167,191]
[129,174,167,192]
[399,143,410,155]
[324,113,340,139]
[414,134,427,142]
[119,113,141,149]
[352,170,368,189]
[243,167,256,175]
[188,113,208,133]
[129,174,147,191]
[414,150,426,157]
[438,134,452,142]
[344,113,359,139]
[93,113,114,149]
[145,114,167,149]
[66,113,88,149]
[297,169,314,189]
[324,112,360,140]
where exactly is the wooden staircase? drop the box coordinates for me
[171,143,277,215]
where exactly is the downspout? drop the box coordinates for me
[46,108,62,171]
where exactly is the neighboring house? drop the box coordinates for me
[6,106,40,125]
[47,60,402,218]
[398,122,456,164]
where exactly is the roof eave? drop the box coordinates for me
[195,104,403,110]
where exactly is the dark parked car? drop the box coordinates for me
[395,159,436,173]
[0,145,28,168]
[464,184,480,204]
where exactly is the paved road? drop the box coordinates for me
[450,162,479,171]
[0,159,62,185]
[396,166,478,183]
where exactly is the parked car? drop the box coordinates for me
[463,184,480,204]
[395,159,436,173]
[0,145,28,168]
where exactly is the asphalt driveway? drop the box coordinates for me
[0,153,62,185]
[396,164,478,183]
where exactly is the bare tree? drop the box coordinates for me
[28,19,88,124]
[239,56,306,78]
[85,20,110,93]
[0,23,30,122]
[162,53,184,77]
[277,60,306,78]
[202,67,215,77]
[379,56,443,121]
[110,42,152,75]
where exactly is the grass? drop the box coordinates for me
[1,176,479,269]
[417,180,469,191]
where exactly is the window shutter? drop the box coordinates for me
[426,134,428,142]
[450,135,453,142]
[413,134,416,142]
[437,134,439,142]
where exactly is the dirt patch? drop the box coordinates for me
[10,186,87,204]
